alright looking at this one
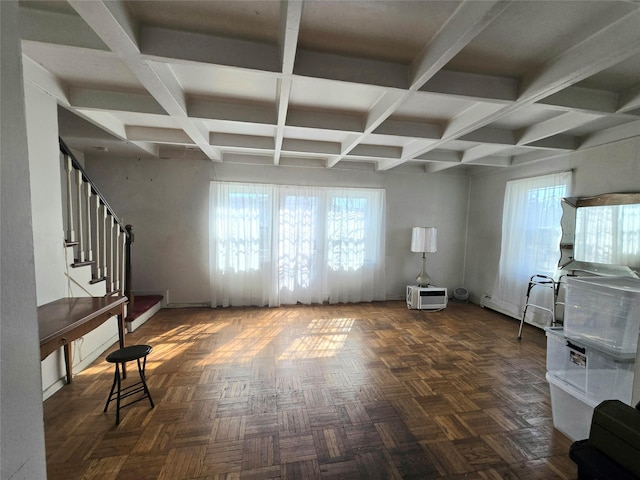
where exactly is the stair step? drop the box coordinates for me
[65,240,79,247]
[89,276,106,285]
[71,260,95,268]
[125,295,163,332]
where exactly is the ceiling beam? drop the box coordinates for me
[618,83,640,114]
[19,4,108,51]
[458,126,515,145]
[77,110,158,156]
[23,56,157,156]
[274,1,303,165]
[373,119,441,139]
[280,0,303,76]
[274,78,292,165]
[141,25,280,72]
[327,91,405,167]
[22,55,69,103]
[419,70,517,103]
[126,126,192,144]
[68,0,221,161]
[211,133,275,150]
[189,98,276,125]
[519,9,640,103]
[69,87,166,115]
[327,1,507,169]
[516,111,602,145]
[415,150,463,163]
[409,0,510,90]
[461,144,512,163]
[537,86,618,114]
[401,8,640,170]
[287,109,363,132]
[424,161,464,174]
[464,155,512,167]
[580,118,640,150]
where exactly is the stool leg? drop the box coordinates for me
[137,356,154,408]
[115,362,122,425]
[104,363,119,413]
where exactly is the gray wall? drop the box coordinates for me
[0,1,48,478]
[85,158,470,305]
[465,136,640,304]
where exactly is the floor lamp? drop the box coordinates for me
[411,227,437,287]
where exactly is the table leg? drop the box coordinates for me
[63,340,72,384]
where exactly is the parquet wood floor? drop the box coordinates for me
[43,301,577,479]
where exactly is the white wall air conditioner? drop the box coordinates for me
[406,286,448,310]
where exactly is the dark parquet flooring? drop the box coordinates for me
[43,301,577,479]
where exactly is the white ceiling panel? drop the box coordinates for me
[447,1,638,77]
[298,1,462,63]
[127,0,281,43]
[283,126,351,144]
[109,111,180,129]
[171,63,278,102]
[200,119,277,138]
[290,76,383,113]
[393,93,477,122]
[20,0,640,172]
[21,41,143,92]
[488,105,564,130]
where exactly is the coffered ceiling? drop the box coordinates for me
[18,0,640,173]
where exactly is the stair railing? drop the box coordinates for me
[59,138,134,310]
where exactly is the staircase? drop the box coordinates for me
[41,139,161,400]
[60,138,132,303]
[60,137,166,327]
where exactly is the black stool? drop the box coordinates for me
[104,344,155,425]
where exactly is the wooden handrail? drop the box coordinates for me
[59,137,129,236]
[59,137,133,306]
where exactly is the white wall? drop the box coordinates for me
[25,83,67,305]
[84,157,470,305]
[0,1,48,478]
[465,136,640,305]
[24,76,121,400]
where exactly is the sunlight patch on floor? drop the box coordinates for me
[278,317,354,360]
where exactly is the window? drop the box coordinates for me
[210,182,385,307]
[490,172,571,320]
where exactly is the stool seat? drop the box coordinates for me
[106,344,152,363]
[104,344,154,425]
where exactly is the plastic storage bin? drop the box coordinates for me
[547,372,598,441]
[563,276,640,354]
[546,327,635,405]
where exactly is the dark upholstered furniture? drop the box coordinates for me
[569,399,640,480]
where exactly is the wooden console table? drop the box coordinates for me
[38,296,127,384]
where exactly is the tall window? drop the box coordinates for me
[491,172,571,320]
[210,182,385,307]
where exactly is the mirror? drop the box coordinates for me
[559,193,640,276]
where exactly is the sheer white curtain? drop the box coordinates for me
[491,172,571,320]
[210,182,385,307]
[575,204,640,268]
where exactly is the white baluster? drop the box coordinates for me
[120,229,126,296]
[100,203,108,281]
[93,195,101,279]
[76,170,85,262]
[114,226,121,293]
[108,216,115,293]
[65,156,75,243]
[85,182,93,265]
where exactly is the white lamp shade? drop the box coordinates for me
[411,227,437,253]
